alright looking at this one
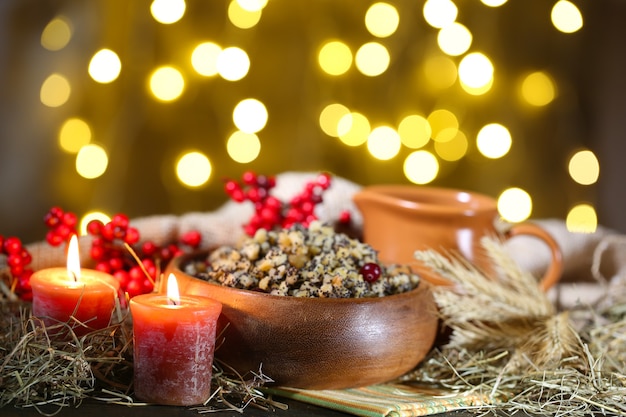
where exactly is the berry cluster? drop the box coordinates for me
[224,171,336,236]
[44,206,78,246]
[0,235,34,300]
[86,215,203,298]
[42,207,204,299]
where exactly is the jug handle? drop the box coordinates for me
[503,222,563,292]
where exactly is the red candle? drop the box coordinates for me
[130,274,222,406]
[30,235,120,335]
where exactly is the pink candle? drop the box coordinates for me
[30,235,120,336]
[130,274,222,406]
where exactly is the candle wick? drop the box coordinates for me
[168,297,180,306]
[70,271,78,282]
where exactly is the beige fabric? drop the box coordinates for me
[23,172,626,309]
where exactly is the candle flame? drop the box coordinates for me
[66,235,81,281]
[166,273,181,306]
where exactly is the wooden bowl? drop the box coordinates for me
[164,251,439,390]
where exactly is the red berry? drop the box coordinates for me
[230,188,245,202]
[129,266,145,282]
[87,219,103,235]
[125,280,143,298]
[142,241,158,256]
[3,237,22,255]
[95,262,112,274]
[46,230,64,246]
[316,172,332,189]
[242,171,257,185]
[339,210,351,224]
[62,212,78,228]
[124,227,140,244]
[111,214,129,229]
[101,223,116,241]
[90,245,106,261]
[360,263,382,283]
[108,257,124,271]
[181,230,202,248]
[114,270,131,288]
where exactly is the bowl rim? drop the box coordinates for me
[168,250,432,305]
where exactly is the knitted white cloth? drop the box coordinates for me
[24,172,624,309]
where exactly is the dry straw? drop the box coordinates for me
[404,236,626,416]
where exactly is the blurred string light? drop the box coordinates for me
[367,126,401,160]
[566,203,597,233]
[228,0,263,28]
[40,73,71,107]
[551,0,583,33]
[191,42,222,76]
[404,151,439,185]
[59,118,92,153]
[41,16,72,51]
[36,1,596,229]
[227,131,261,163]
[79,211,111,236]
[520,71,557,106]
[76,144,108,179]
[458,52,494,93]
[568,149,599,185]
[498,188,532,222]
[355,42,390,76]
[480,0,508,6]
[236,0,268,12]
[319,103,350,137]
[365,3,400,38]
[476,123,512,159]
[423,0,458,29]
[150,0,186,24]
[216,47,250,81]
[88,49,122,84]
[398,115,431,149]
[437,22,472,56]
[338,112,370,146]
[318,41,353,76]
[176,151,212,187]
[232,98,268,133]
[149,66,185,101]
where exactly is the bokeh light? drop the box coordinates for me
[437,22,472,56]
[236,0,268,12]
[59,118,92,153]
[176,151,212,187]
[480,0,507,6]
[228,0,262,29]
[568,150,600,185]
[151,0,186,24]
[566,204,598,233]
[149,66,185,102]
[79,211,111,236]
[423,0,458,29]
[458,52,494,90]
[367,126,401,160]
[551,0,583,33]
[338,112,370,146]
[76,144,108,179]
[40,73,71,107]
[191,42,222,76]
[88,49,122,84]
[355,42,390,77]
[398,114,431,149]
[434,129,468,161]
[427,109,458,143]
[422,55,457,89]
[216,47,250,81]
[227,131,261,163]
[318,41,353,76]
[520,71,556,106]
[233,98,268,133]
[365,3,400,38]
[41,16,72,51]
[497,187,532,222]
[319,103,351,137]
[404,151,439,184]
[476,123,512,159]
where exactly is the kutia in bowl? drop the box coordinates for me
[163,221,438,390]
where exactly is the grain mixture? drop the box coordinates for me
[182,221,421,298]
